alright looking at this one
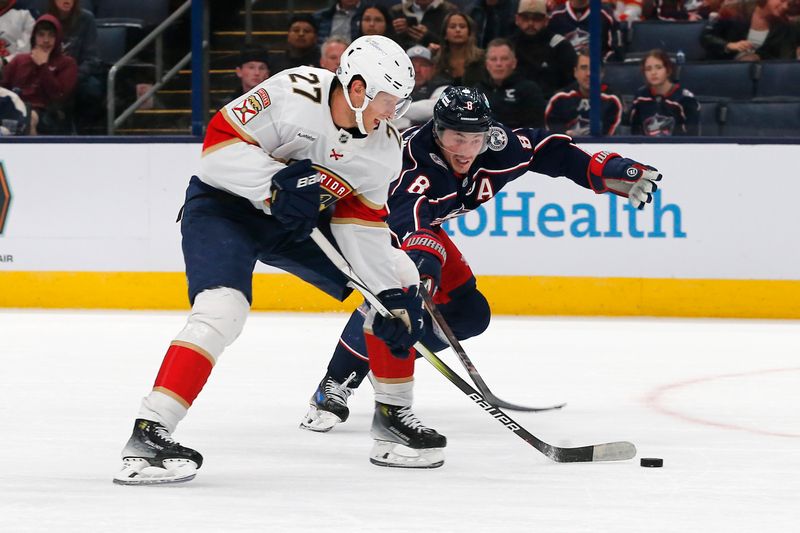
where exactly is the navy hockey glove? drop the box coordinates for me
[269,159,321,240]
[371,286,425,358]
[402,229,446,296]
[588,151,662,210]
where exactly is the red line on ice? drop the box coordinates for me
[643,367,800,438]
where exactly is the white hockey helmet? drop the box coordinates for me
[336,35,415,134]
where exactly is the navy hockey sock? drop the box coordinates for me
[327,309,371,388]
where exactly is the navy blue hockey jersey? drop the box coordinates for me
[629,84,700,136]
[386,121,595,241]
[548,4,621,60]
[544,82,623,136]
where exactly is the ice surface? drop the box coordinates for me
[1,310,798,532]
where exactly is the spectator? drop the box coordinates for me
[390,0,458,49]
[0,84,27,133]
[355,3,395,39]
[215,45,271,109]
[314,0,361,44]
[476,38,545,127]
[470,0,519,48]
[319,36,349,72]
[614,0,644,22]
[46,0,102,132]
[1,14,77,134]
[697,0,726,19]
[0,0,35,69]
[630,49,700,136]
[409,45,446,100]
[701,0,798,60]
[392,44,449,129]
[544,50,622,136]
[269,14,321,74]
[648,0,705,20]
[432,11,484,86]
[548,0,621,61]
[511,0,576,98]
[47,0,96,69]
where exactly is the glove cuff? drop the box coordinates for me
[402,229,447,265]
[587,151,621,194]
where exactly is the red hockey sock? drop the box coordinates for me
[365,332,415,380]
[153,343,214,407]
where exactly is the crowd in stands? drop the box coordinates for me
[1,0,798,136]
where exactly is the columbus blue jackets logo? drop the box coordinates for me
[565,29,590,53]
[643,114,675,137]
[0,162,11,234]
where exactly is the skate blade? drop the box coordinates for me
[369,440,445,469]
[299,406,343,433]
[113,457,198,486]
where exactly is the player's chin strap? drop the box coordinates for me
[341,90,370,135]
[309,228,637,463]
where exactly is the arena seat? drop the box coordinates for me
[95,0,170,29]
[96,25,129,65]
[755,61,800,98]
[602,63,643,97]
[719,100,800,137]
[696,98,726,136]
[628,21,706,61]
[676,62,757,99]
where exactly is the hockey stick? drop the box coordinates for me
[420,287,566,413]
[310,228,636,463]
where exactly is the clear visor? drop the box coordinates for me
[436,128,490,158]
[366,90,413,120]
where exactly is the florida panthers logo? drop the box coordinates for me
[233,88,271,125]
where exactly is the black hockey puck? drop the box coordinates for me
[640,457,663,468]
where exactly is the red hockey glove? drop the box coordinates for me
[402,229,446,296]
[588,151,662,210]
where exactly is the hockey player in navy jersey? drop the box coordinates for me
[300,86,663,465]
[113,35,448,484]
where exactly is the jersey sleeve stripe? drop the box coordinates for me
[330,218,389,228]
[333,194,388,224]
[202,111,259,155]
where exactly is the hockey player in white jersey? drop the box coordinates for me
[113,35,445,485]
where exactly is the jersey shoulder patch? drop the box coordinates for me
[232,88,271,125]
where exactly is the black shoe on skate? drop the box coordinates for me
[113,419,203,486]
[369,402,446,469]
[300,371,358,433]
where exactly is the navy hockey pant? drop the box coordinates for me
[180,176,351,305]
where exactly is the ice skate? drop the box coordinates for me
[369,402,446,469]
[300,371,357,432]
[113,419,203,486]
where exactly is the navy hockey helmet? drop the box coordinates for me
[433,86,493,134]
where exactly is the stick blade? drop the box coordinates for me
[546,441,637,463]
[591,441,637,462]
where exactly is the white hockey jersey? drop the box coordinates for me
[0,6,35,63]
[200,66,417,294]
